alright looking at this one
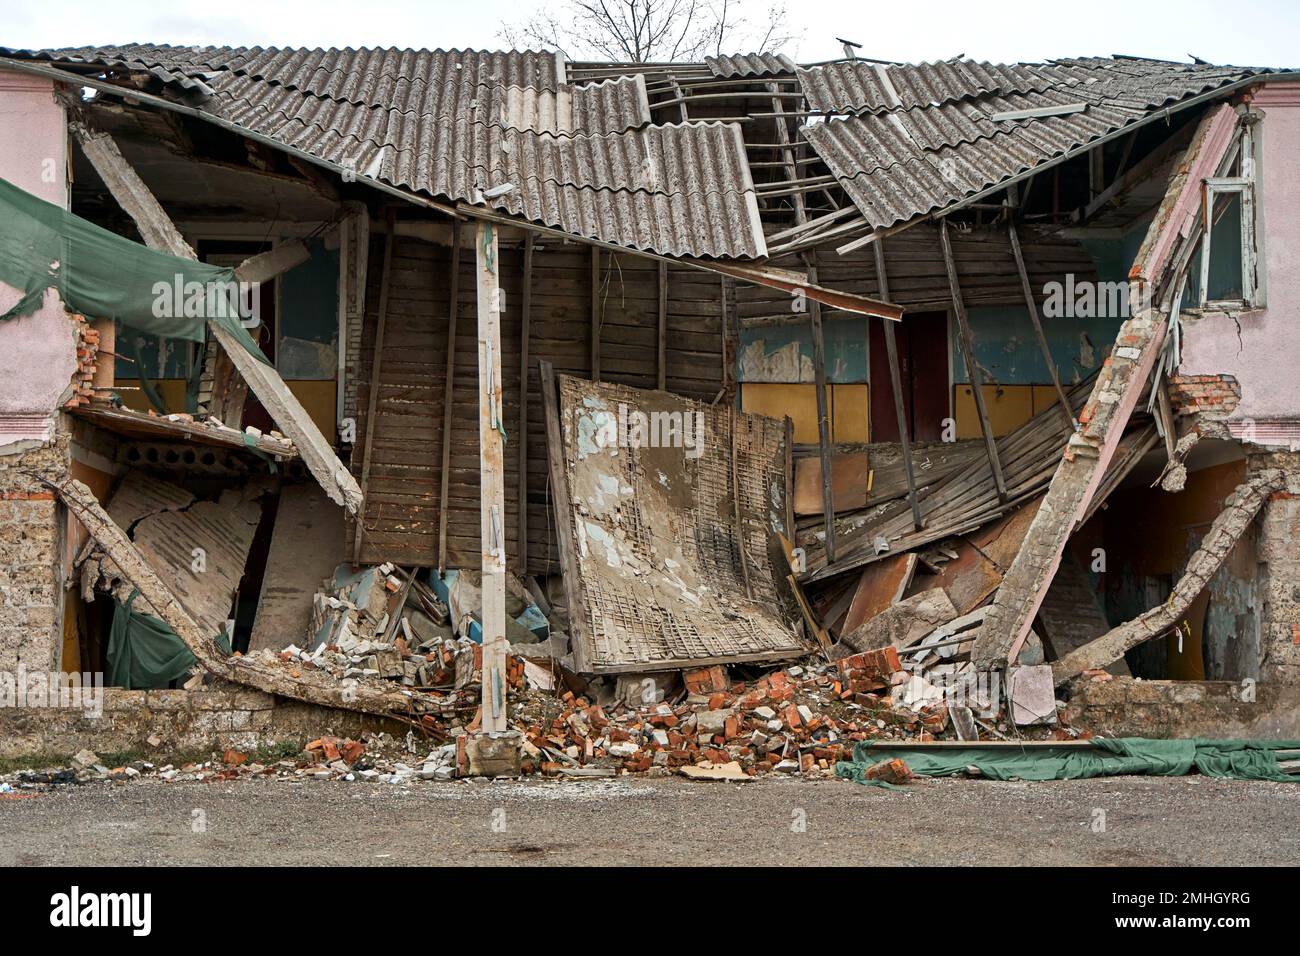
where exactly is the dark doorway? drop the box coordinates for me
[869,310,949,442]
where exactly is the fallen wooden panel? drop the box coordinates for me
[841,553,917,635]
[248,485,347,654]
[131,484,263,638]
[550,375,812,673]
[793,452,870,516]
[68,405,298,458]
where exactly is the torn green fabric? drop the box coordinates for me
[836,738,1300,785]
[0,176,267,363]
[107,589,231,690]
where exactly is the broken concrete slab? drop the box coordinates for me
[1008,665,1057,726]
[249,485,347,654]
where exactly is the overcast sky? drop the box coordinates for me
[2,0,1296,67]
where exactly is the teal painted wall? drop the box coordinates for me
[737,319,870,384]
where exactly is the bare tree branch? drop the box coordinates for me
[499,0,797,64]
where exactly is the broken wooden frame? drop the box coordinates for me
[69,119,363,515]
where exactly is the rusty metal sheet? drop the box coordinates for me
[793,452,871,516]
[841,552,917,635]
[554,375,811,672]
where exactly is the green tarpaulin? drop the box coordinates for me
[0,176,267,362]
[836,738,1300,786]
[107,590,231,690]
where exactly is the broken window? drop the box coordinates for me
[1189,123,1260,309]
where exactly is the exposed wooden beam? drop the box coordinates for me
[437,219,463,573]
[540,360,592,673]
[517,231,534,565]
[657,259,668,390]
[352,210,396,564]
[591,247,602,380]
[234,239,310,284]
[804,253,837,562]
[1008,219,1077,431]
[873,240,922,531]
[476,220,508,733]
[940,219,1008,503]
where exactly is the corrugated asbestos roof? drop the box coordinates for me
[801,56,1277,229]
[706,52,796,78]
[5,44,766,258]
[2,44,1285,250]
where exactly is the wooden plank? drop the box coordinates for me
[873,240,922,531]
[841,553,918,635]
[657,259,667,390]
[352,209,396,564]
[437,218,462,572]
[477,221,508,733]
[1009,219,1075,430]
[517,230,534,565]
[940,218,1008,502]
[591,247,602,380]
[540,359,591,673]
[804,253,836,562]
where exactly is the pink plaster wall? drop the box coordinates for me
[1179,83,1300,425]
[0,68,75,449]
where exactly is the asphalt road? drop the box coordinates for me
[2,773,1298,866]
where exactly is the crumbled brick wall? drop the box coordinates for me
[0,431,70,672]
[0,684,406,759]
[62,315,99,409]
[1062,678,1300,738]
[1167,373,1242,419]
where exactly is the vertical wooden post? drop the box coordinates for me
[436,218,462,573]
[940,219,1008,502]
[517,231,534,569]
[590,247,602,381]
[1008,219,1076,430]
[476,221,507,733]
[657,259,668,390]
[352,208,396,565]
[872,240,922,531]
[803,253,836,562]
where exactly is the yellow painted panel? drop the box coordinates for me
[742,383,819,443]
[831,384,869,443]
[115,378,190,414]
[1032,385,1065,417]
[953,384,1035,438]
[286,380,339,441]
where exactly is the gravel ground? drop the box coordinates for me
[2,773,1298,866]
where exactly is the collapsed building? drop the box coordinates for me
[1,43,1299,778]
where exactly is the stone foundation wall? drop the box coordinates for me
[0,683,409,760]
[1257,455,1300,683]
[0,433,69,672]
[1062,677,1300,738]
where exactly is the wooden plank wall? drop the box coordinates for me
[350,230,734,573]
